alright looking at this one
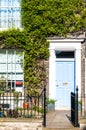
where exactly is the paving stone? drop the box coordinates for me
[0,122,42,130]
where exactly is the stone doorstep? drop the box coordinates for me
[80,123,86,130]
[42,128,81,130]
[79,118,86,130]
[79,118,86,124]
[42,124,86,130]
[0,128,42,130]
[0,128,40,130]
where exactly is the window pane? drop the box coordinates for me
[0,64,7,72]
[8,50,15,63]
[8,64,16,72]
[16,74,23,80]
[16,63,23,72]
[8,8,13,18]
[7,74,15,81]
[8,0,12,6]
[0,74,7,80]
[13,0,21,7]
[0,50,6,63]
[1,0,7,6]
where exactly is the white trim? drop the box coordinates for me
[49,38,84,109]
[0,28,23,31]
[48,38,84,43]
[55,58,75,61]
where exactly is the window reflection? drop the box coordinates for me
[0,49,24,92]
[0,0,21,28]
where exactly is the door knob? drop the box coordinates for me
[62,82,68,86]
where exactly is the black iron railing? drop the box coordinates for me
[71,87,79,127]
[43,86,46,127]
[0,87,46,126]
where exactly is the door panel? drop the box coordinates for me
[55,61,75,109]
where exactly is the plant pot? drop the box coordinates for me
[47,103,55,111]
[23,102,29,109]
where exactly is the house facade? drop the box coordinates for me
[0,0,86,117]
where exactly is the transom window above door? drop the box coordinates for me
[55,51,74,58]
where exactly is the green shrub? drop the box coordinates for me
[46,98,56,104]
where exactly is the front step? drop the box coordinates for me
[42,127,81,130]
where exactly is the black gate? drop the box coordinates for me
[71,87,79,127]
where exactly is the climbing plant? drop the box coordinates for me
[0,0,85,94]
[21,0,86,36]
[0,28,49,95]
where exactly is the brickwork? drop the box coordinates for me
[81,42,85,94]
[81,42,86,117]
[81,43,85,99]
[44,60,49,97]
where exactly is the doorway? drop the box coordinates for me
[55,51,75,109]
[49,39,82,110]
[55,60,75,109]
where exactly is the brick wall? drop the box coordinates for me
[81,42,85,116]
[81,42,85,98]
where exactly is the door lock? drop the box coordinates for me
[62,82,68,86]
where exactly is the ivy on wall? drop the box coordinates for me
[21,0,86,36]
[0,0,86,94]
[0,29,49,94]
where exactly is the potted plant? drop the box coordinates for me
[23,101,29,109]
[46,98,56,112]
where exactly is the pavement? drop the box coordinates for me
[46,110,74,129]
[42,110,86,130]
[0,118,42,130]
[0,122,42,130]
[0,110,86,130]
